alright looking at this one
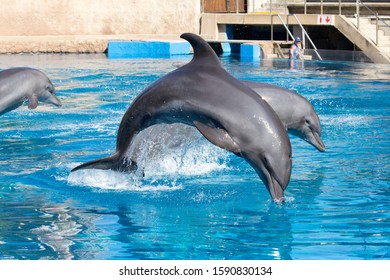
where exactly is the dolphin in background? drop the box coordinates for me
[72,33,292,203]
[243,81,325,152]
[0,67,62,116]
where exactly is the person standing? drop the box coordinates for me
[289,36,304,60]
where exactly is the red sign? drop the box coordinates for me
[317,15,333,25]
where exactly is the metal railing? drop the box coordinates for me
[303,0,344,15]
[301,1,390,46]
[271,13,323,60]
[358,1,390,46]
[271,14,295,41]
[290,14,323,60]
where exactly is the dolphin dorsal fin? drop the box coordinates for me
[194,121,241,155]
[180,33,222,66]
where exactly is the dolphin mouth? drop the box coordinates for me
[249,158,289,204]
[311,131,325,152]
[268,176,285,204]
[260,165,286,204]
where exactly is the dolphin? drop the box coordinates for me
[72,33,292,203]
[0,67,61,116]
[242,81,325,152]
[169,63,324,151]
[128,81,325,156]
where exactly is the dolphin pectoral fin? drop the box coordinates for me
[28,95,38,109]
[194,121,241,154]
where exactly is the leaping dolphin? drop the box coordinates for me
[129,82,325,156]
[0,67,62,116]
[71,33,292,203]
[242,81,325,152]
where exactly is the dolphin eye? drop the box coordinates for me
[305,119,314,128]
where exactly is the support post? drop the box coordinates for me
[356,0,360,29]
[339,0,341,15]
[376,13,379,46]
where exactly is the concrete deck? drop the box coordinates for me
[0,34,186,54]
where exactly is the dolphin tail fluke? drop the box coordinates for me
[71,154,138,173]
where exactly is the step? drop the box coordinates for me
[268,54,278,59]
[349,17,372,25]
[359,28,386,37]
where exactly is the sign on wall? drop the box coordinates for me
[317,15,334,25]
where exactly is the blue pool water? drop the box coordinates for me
[0,54,389,260]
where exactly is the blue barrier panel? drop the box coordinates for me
[240,43,261,61]
[169,42,192,56]
[221,42,231,55]
[108,41,191,58]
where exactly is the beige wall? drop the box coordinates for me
[0,0,200,36]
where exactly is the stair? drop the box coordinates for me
[348,17,390,61]
[272,42,312,60]
[273,42,287,58]
[334,15,390,63]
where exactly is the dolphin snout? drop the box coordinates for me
[311,131,325,152]
[49,95,62,107]
[269,177,285,204]
[249,156,291,205]
[269,160,291,204]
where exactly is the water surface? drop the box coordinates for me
[0,54,389,260]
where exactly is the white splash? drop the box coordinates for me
[67,123,231,191]
[67,169,182,192]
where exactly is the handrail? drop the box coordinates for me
[359,0,390,29]
[271,14,323,61]
[271,14,295,43]
[356,0,390,46]
[290,14,323,60]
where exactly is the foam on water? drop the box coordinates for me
[67,169,183,192]
[67,138,230,192]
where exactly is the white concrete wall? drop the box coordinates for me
[0,0,200,36]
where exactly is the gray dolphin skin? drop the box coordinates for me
[71,33,292,203]
[242,81,325,152]
[131,81,325,156]
[0,67,62,116]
